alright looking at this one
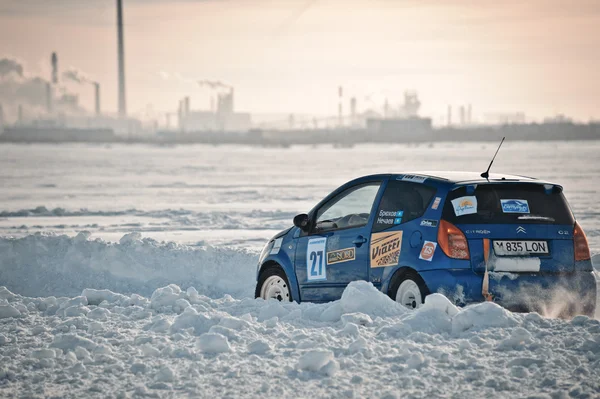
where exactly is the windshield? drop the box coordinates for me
[442,183,574,225]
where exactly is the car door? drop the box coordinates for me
[295,181,384,302]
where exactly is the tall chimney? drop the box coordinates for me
[184,96,190,117]
[51,52,58,84]
[45,82,53,114]
[94,82,101,115]
[117,0,127,118]
[467,104,472,125]
[18,105,23,125]
[338,86,343,127]
[0,103,5,133]
[447,105,452,126]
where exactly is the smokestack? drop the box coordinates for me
[467,104,472,125]
[51,52,58,84]
[117,0,127,118]
[350,97,357,126]
[45,82,53,114]
[0,103,4,133]
[18,105,23,125]
[178,99,184,131]
[459,105,465,126]
[447,105,452,126]
[184,96,190,117]
[94,82,101,115]
[338,86,343,127]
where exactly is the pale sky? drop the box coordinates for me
[1,0,599,122]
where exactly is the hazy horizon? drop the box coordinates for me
[1,0,599,123]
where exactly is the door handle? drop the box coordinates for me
[352,236,368,246]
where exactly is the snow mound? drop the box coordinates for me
[0,233,258,299]
[452,301,519,334]
[0,284,598,397]
[340,280,407,318]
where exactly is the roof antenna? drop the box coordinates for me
[481,137,505,180]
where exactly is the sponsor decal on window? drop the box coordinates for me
[370,231,403,268]
[377,210,403,225]
[326,247,356,265]
[306,238,327,281]
[420,219,438,228]
[419,241,437,261]
[431,197,442,210]
[399,174,427,183]
[500,199,530,214]
[451,196,478,216]
[270,237,283,255]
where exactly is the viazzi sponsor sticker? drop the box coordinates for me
[370,231,403,268]
[451,196,477,216]
[431,197,442,210]
[326,247,355,265]
[500,199,530,214]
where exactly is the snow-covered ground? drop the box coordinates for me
[1,141,599,397]
[1,280,600,398]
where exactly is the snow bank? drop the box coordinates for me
[0,232,258,299]
[0,283,598,398]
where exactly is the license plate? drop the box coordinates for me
[493,240,549,256]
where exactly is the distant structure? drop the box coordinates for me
[94,82,101,115]
[366,91,432,140]
[116,0,127,118]
[0,103,4,133]
[45,82,53,114]
[178,87,251,132]
[338,86,343,127]
[17,105,23,125]
[51,52,58,84]
[447,105,452,126]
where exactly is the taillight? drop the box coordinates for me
[438,220,470,260]
[574,221,590,261]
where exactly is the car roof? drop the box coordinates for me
[355,171,557,186]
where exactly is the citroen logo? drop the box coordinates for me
[516,226,526,234]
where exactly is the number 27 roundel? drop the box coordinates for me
[306,237,327,281]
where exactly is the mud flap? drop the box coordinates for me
[482,238,493,301]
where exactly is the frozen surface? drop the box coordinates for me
[0,282,599,398]
[0,141,599,252]
[0,141,599,397]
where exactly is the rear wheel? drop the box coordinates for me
[255,266,292,302]
[389,270,429,310]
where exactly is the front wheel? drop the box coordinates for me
[389,270,429,310]
[255,266,293,302]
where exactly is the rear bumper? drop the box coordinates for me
[420,269,597,315]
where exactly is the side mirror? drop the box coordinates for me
[293,213,310,231]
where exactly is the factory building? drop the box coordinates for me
[179,89,251,133]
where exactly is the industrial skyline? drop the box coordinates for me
[0,0,599,123]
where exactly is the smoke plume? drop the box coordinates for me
[197,80,231,90]
[0,57,83,123]
[62,68,93,85]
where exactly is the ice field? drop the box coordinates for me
[0,141,599,398]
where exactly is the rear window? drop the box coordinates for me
[442,183,574,225]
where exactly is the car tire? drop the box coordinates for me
[255,266,293,302]
[389,269,429,310]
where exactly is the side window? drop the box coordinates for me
[372,181,437,232]
[315,183,381,232]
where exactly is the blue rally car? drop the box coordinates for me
[255,172,596,316]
